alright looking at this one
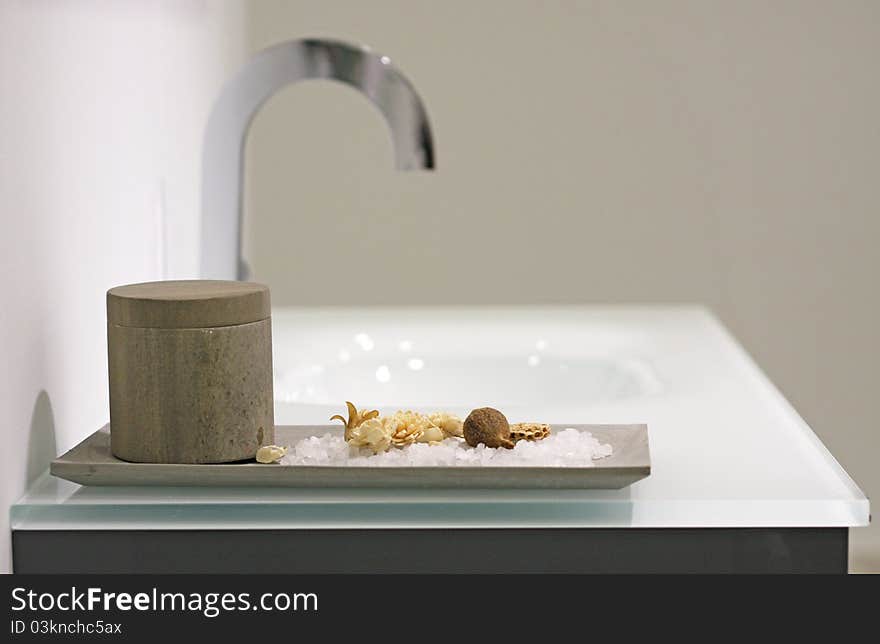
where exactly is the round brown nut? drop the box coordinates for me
[463,407,514,449]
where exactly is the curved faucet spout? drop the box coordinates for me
[200,38,435,280]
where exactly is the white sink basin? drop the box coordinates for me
[272,307,661,415]
[269,305,868,528]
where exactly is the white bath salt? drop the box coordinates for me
[282,427,612,468]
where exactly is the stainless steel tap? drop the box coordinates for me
[200,38,435,280]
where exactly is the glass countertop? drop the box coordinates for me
[11,306,869,531]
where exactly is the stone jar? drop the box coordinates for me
[107,280,274,463]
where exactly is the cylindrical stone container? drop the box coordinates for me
[107,280,274,463]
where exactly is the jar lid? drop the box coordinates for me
[107,280,271,329]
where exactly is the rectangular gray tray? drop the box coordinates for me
[51,424,650,489]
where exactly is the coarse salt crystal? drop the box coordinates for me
[282,427,612,468]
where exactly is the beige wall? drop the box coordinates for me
[243,1,879,570]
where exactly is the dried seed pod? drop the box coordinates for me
[509,423,552,443]
[255,445,288,463]
[463,407,514,449]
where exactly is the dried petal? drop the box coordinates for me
[429,412,464,438]
[417,425,447,443]
[348,418,393,453]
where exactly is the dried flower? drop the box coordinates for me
[330,401,380,441]
[429,412,464,438]
[387,410,432,446]
[348,418,393,453]
[335,404,467,452]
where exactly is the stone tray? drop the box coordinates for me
[50,424,650,489]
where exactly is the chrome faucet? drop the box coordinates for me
[200,38,435,280]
